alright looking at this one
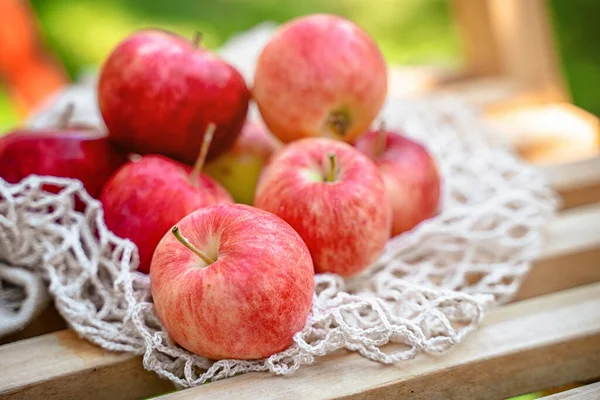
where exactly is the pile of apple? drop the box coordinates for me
[0,15,440,361]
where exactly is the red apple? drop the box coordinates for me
[253,14,387,144]
[0,107,127,198]
[100,125,232,273]
[354,127,441,236]
[254,137,391,277]
[150,203,314,360]
[204,120,281,204]
[98,29,250,164]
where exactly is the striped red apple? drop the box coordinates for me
[150,203,314,360]
[254,137,391,277]
[253,14,387,143]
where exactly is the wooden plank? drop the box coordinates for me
[515,203,600,301]
[541,381,600,399]
[1,203,599,400]
[542,155,600,210]
[451,0,502,76]
[0,330,174,400]
[158,283,600,400]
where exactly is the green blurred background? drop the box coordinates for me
[1,0,600,135]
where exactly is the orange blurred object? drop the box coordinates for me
[0,0,68,117]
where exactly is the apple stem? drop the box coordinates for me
[374,121,387,158]
[189,123,216,186]
[57,103,75,129]
[192,31,202,47]
[326,152,337,182]
[171,226,214,265]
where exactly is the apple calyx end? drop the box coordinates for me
[325,151,338,182]
[171,226,215,266]
[189,122,217,186]
[326,109,351,138]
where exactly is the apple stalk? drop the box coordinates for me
[326,152,337,182]
[189,123,216,186]
[192,31,202,48]
[57,103,75,129]
[374,121,387,158]
[171,226,214,265]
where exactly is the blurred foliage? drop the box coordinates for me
[3,0,600,132]
[28,0,461,81]
[550,0,600,116]
[2,0,460,132]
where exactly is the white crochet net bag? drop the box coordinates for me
[0,23,557,388]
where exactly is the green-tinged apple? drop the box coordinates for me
[253,14,387,143]
[100,124,232,273]
[150,203,314,360]
[204,120,281,204]
[98,30,250,164]
[354,126,441,236]
[254,137,391,277]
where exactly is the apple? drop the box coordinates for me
[254,137,391,277]
[354,126,441,236]
[204,120,281,204]
[0,104,127,198]
[98,29,250,164]
[100,124,232,274]
[253,14,387,144]
[150,203,314,360]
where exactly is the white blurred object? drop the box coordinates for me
[26,82,105,131]
[487,103,600,164]
[0,263,49,337]
[218,21,277,86]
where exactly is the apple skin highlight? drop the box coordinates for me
[255,137,392,277]
[98,29,250,164]
[253,14,387,144]
[150,203,315,360]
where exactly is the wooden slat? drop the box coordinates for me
[160,283,600,399]
[541,381,600,400]
[1,204,599,400]
[0,330,174,400]
[515,203,600,301]
[542,156,600,210]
